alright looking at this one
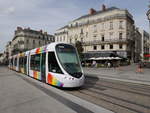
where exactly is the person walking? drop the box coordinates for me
[137,61,143,73]
[107,62,111,68]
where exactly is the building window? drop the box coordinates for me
[39,41,41,45]
[109,32,113,39]
[70,39,72,43]
[81,38,83,42]
[93,35,97,41]
[110,44,113,49]
[101,45,105,50]
[60,37,62,41]
[119,21,123,29]
[33,40,35,44]
[93,46,97,50]
[110,22,113,30]
[101,23,104,30]
[75,22,78,26]
[119,33,123,39]
[75,38,77,42]
[119,44,123,49]
[93,25,97,32]
[26,40,29,44]
[80,29,83,34]
[63,36,65,41]
[86,32,88,37]
[101,35,105,41]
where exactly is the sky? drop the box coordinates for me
[0,0,150,52]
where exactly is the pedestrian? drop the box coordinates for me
[137,61,143,73]
[107,62,111,68]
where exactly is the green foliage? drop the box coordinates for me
[75,41,83,59]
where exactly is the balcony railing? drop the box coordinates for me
[82,38,129,46]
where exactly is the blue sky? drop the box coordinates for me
[0,0,149,52]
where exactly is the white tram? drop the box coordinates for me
[9,43,84,87]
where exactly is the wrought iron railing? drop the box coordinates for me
[82,38,129,45]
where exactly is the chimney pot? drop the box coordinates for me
[102,4,106,11]
[17,27,22,31]
[40,29,43,33]
[89,8,96,15]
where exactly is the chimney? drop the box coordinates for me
[44,32,47,34]
[89,8,96,15]
[102,4,106,11]
[40,29,43,33]
[17,26,22,31]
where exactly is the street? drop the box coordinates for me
[67,76,150,113]
[0,66,150,113]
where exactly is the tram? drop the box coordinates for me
[9,43,84,88]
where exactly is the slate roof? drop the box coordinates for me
[73,7,119,22]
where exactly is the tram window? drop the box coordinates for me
[30,54,40,71]
[24,56,27,65]
[11,59,13,65]
[19,57,23,67]
[48,52,63,74]
[14,58,17,66]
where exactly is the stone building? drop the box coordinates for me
[139,30,150,61]
[55,25,68,43]
[4,41,12,62]
[134,28,142,62]
[11,27,55,55]
[55,5,136,61]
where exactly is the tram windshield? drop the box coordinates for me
[56,44,82,78]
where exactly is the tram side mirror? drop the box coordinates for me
[52,69,56,73]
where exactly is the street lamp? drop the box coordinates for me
[146,6,150,61]
[147,9,150,30]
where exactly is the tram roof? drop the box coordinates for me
[30,42,72,55]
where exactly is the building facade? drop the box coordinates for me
[11,27,55,55]
[55,25,69,43]
[134,28,142,62]
[139,30,150,61]
[4,41,12,63]
[55,5,136,61]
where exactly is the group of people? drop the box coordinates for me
[91,60,120,68]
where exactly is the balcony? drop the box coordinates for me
[82,38,128,46]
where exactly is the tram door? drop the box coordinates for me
[41,53,46,83]
[24,56,27,74]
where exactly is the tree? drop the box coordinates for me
[75,41,84,60]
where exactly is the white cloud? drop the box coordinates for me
[0,0,81,52]
[0,0,149,52]
[0,6,15,15]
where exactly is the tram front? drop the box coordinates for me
[56,43,84,87]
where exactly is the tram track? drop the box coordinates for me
[86,76,150,95]
[85,79,150,97]
[66,76,150,113]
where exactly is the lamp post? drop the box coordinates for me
[146,6,150,61]
[147,9,150,32]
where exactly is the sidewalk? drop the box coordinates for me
[0,66,114,113]
[83,64,150,85]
